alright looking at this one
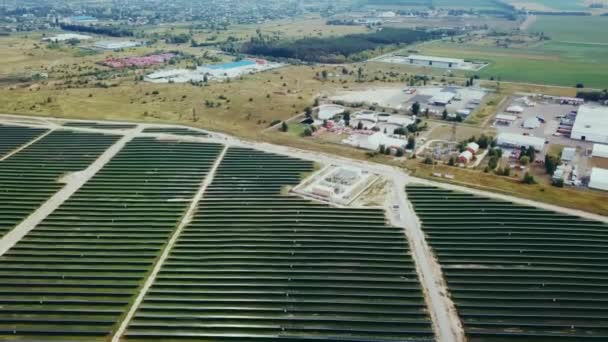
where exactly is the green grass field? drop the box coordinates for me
[414,16,608,88]
[362,0,504,10]
[528,15,608,44]
[509,0,587,11]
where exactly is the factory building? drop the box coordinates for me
[402,55,465,69]
[589,168,608,191]
[571,105,608,143]
[496,133,545,152]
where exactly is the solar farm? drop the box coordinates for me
[0,114,607,341]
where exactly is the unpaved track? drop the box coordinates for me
[0,128,54,162]
[0,126,142,256]
[389,177,465,342]
[111,145,229,342]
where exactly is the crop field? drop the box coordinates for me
[418,39,608,88]
[0,124,47,157]
[0,130,118,238]
[506,0,588,11]
[527,16,608,44]
[406,185,608,341]
[0,137,223,340]
[124,147,433,341]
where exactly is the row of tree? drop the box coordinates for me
[59,24,134,37]
[239,28,456,63]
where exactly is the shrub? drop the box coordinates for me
[522,172,536,184]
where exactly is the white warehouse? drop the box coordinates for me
[403,55,465,69]
[496,133,546,152]
[571,105,608,143]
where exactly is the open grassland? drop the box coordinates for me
[417,40,608,88]
[362,0,505,10]
[407,162,608,216]
[527,15,608,44]
[507,0,589,11]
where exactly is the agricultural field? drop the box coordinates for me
[407,185,608,341]
[416,23,608,89]
[506,0,590,12]
[361,0,507,10]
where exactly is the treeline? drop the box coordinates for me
[577,90,608,102]
[59,24,134,37]
[528,11,591,16]
[239,28,455,63]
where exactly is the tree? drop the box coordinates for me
[302,127,313,136]
[424,156,434,165]
[520,155,530,166]
[447,156,456,166]
[522,172,536,184]
[406,136,416,150]
[379,144,386,154]
[545,154,560,175]
[477,134,490,149]
[343,111,351,126]
[411,102,420,116]
[321,70,328,79]
[357,67,364,81]
[576,83,585,89]
[488,156,498,170]
[396,148,404,157]
[357,121,364,130]
[442,109,448,120]
[552,178,564,188]
[304,107,313,118]
[280,121,289,132]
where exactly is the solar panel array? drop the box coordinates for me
[125,147,434,342]
[407,185,608,342]
[0,130,118,238]
[0,124,47,157]
[0,137,223,340]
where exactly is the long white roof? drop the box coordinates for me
[406,55,464,64]
[589,168,608,191]
[572,105,608,138]
[592,144,608,159]
[497,133,545,150]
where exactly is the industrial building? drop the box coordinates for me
[589,168,608,191]
[561,147,576,162]
[571,105,608,143]
[317,104,345,120]
[42,34,92,42]
[496,133,545,152]
[402,55,465,69]
[592,144,608,159]
[94,40,141,50]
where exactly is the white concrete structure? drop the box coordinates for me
[497,133,545,152]
[430,92,456,106]
[523,117,541,129]
[592,144,608,159]
[94,40,141,50]
[317,104,345,120]
[458,150,473,164]
[403,55,465,69]
[495,114,518,125]
[386,115,414,127]
[359,132,407,151]
[42,33,92,42]
[466,142,479,155]
[561,147,576,162]
[506,105,524,114]
[571,105,608,143]
[589,168,608,191]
